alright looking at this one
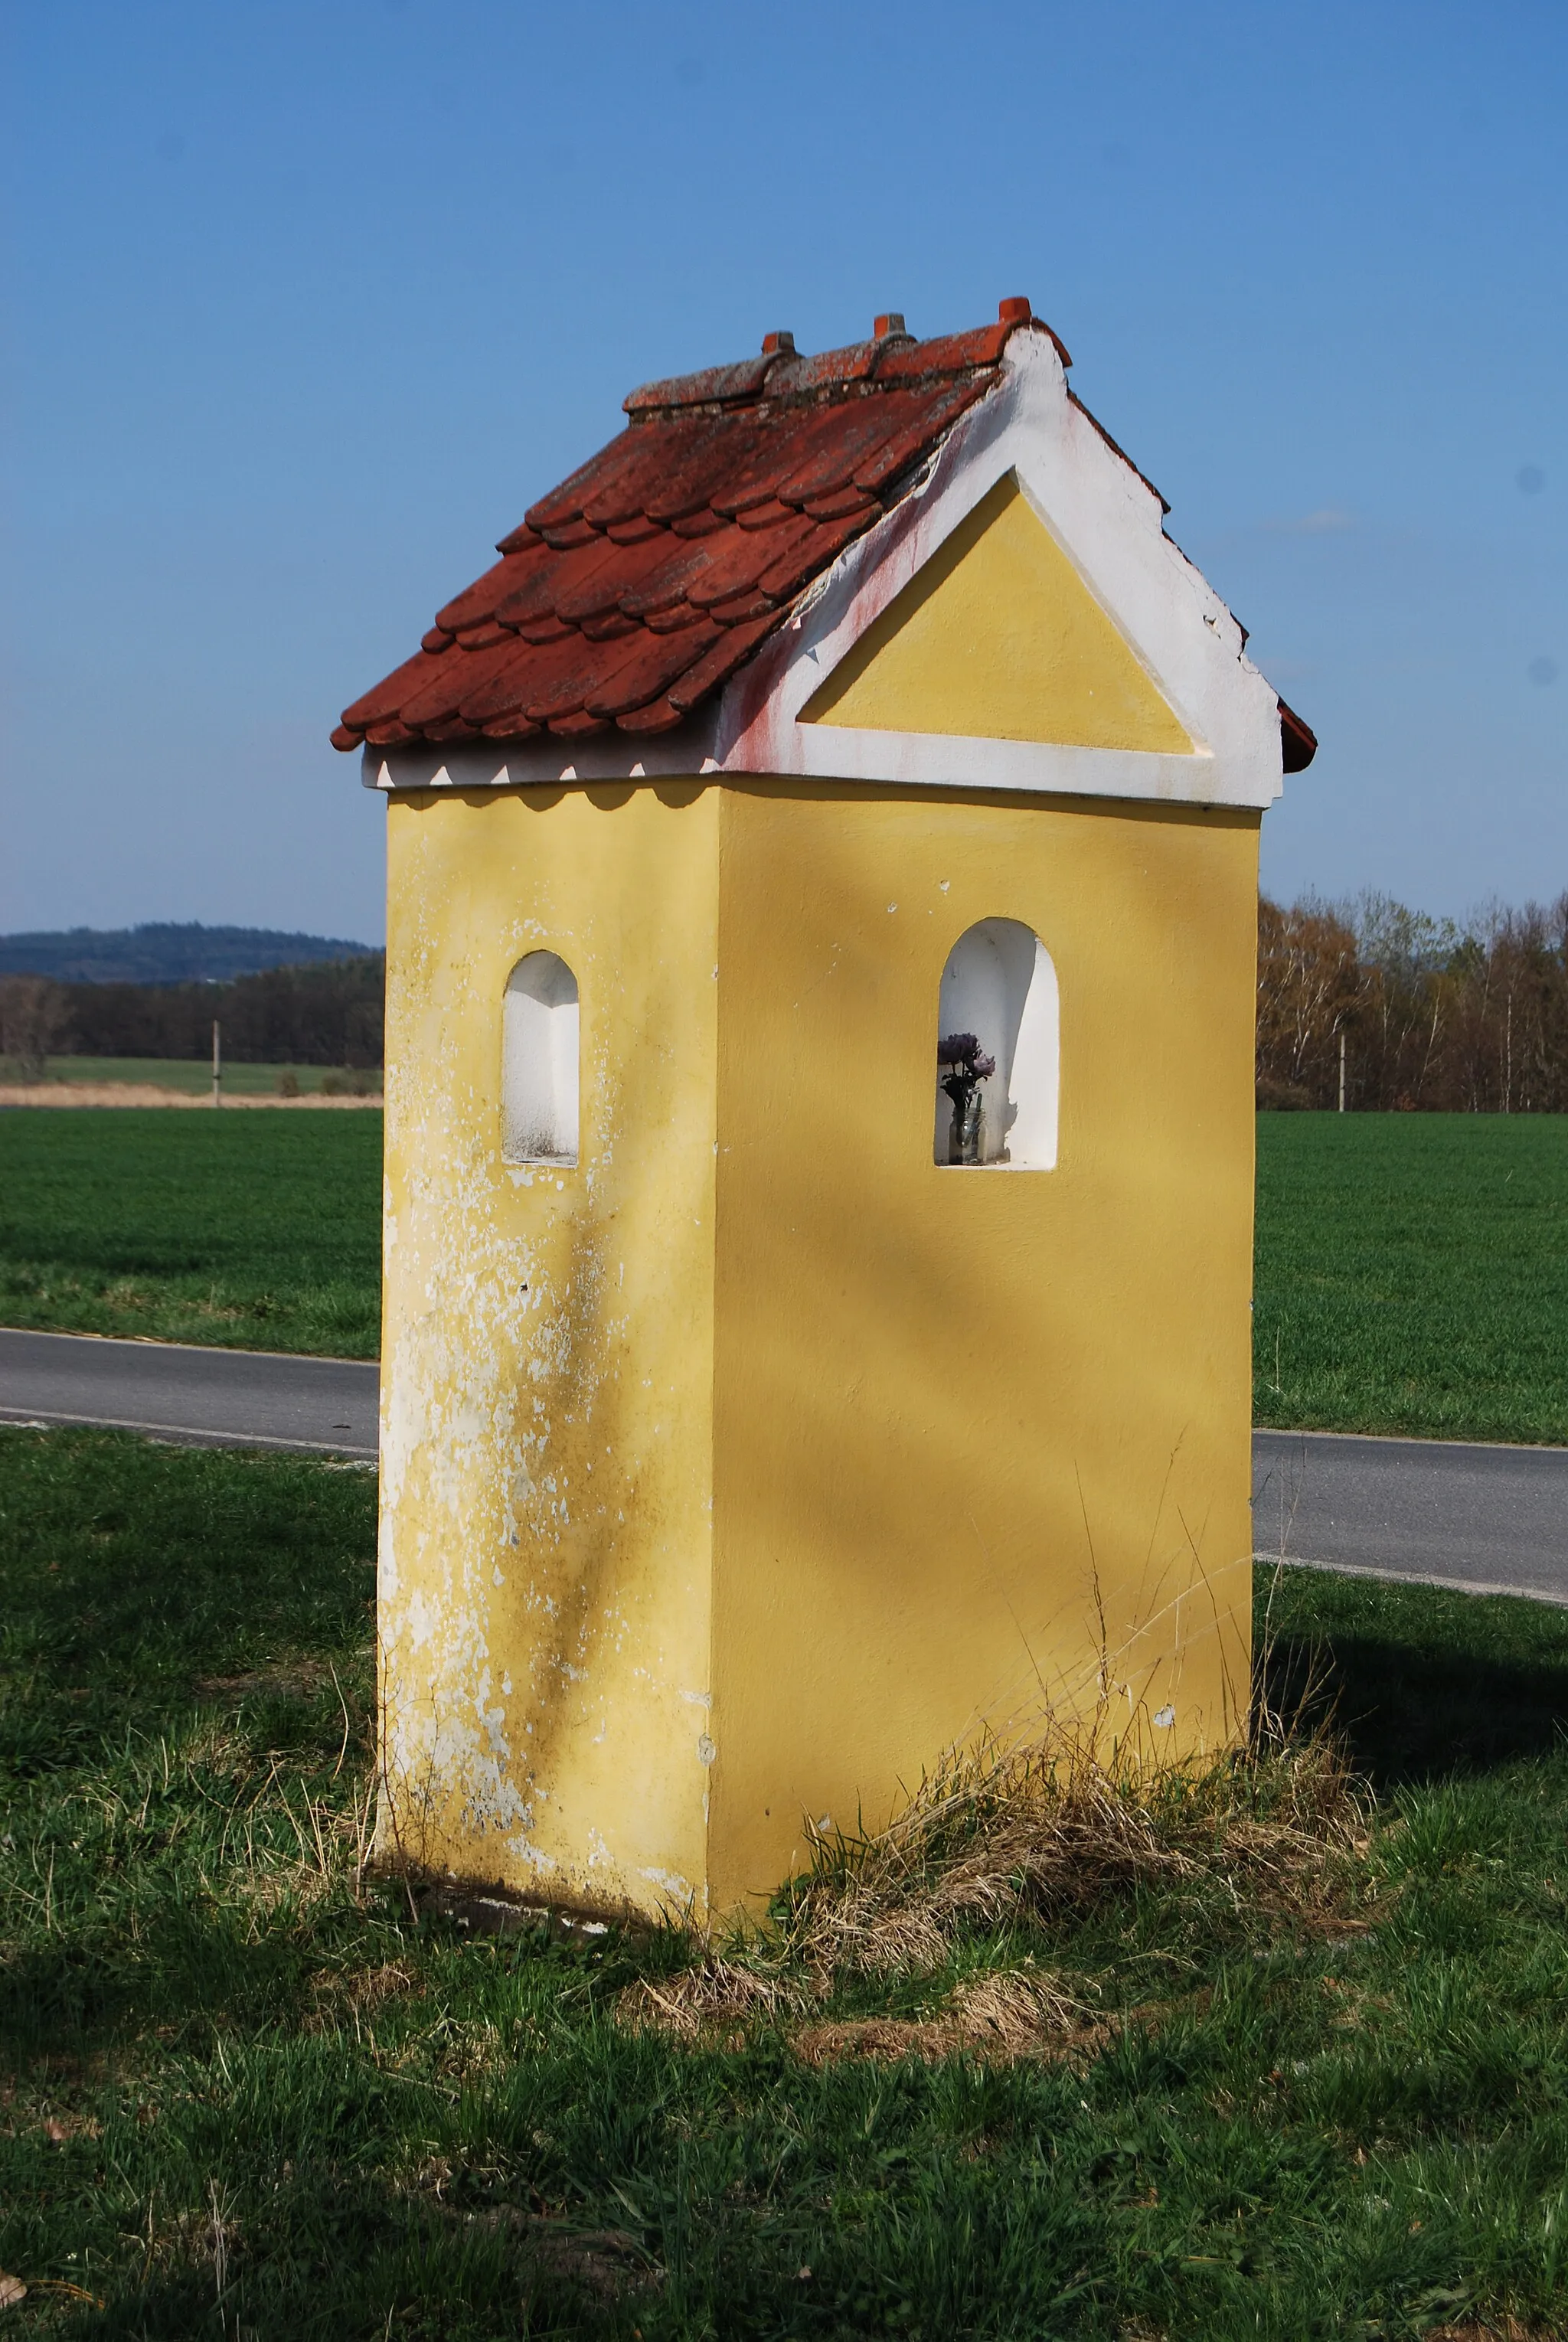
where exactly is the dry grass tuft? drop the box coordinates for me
[791,1968,1099,2069]
[457,2208,658,2304]
[191,1661,332,1703]
[774,1709,1367,1987]
[306,1958,419,2029]
[620,1707,1369,2060]
[1424,2324,1562,2342]
[617,1956,807,2046]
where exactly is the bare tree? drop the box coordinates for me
[1258,888,1568,1111]
[0,977,70,1081]
[1256,896,1363,1105]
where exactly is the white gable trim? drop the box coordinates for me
[365,330,1284,811]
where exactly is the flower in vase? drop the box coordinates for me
[936,1033,997,1161]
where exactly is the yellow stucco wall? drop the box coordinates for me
[378,782,723,1917]
[377,776,1260,1922]
[801,473,1195,753]
[707,785,1259,1910]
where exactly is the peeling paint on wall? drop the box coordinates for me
[377,782,720,1918]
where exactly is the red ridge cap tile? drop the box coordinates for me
[763,341,879,395]
[623,351,789,415]
[421,626,453,654]
[874,323,1009,380]
[330,724,362,751]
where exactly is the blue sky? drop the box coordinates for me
[3,0,1564,945]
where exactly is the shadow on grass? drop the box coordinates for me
[1259,1563,1568,1788]
[0,1895,377,2073]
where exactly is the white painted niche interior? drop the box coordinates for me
[501,952,580,1166]
[934,919,1059,1168]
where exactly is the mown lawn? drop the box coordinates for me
[1256,1112,1568,1444]
[0,1111,381,1356]
[5,1427,1568,2338]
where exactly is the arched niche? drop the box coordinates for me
[501,952,579,1166]
[934,919,1058,1168]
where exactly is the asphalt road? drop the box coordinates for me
[0,1326,378,1460]
[4,1328,1566,1600]
[1252,1426,1568,1605]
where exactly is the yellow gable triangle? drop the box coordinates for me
[801,472,1194,753]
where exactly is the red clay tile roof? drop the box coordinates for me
[332,300,1056,753]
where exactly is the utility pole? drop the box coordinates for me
[1338,1029,1346,1113]
[212,1019,223,1109]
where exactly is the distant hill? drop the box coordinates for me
[0,923,377,986]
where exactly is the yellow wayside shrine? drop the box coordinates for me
[334,299,1315,1922]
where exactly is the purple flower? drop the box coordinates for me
[937,1031,995,1077]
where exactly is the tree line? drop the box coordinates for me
[1258,893,1568,1110]
[6,908,1567,1108]
[0,955,385,1080]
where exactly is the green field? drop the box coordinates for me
[1255,1112,1568,1445]
[0,1057,380,1096]
[2,1109,1566,1442]
[0,1110,381,1356]
[4,1426,1568,2337]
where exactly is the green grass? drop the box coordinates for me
[5,1428,1568,2338]
[1256,1112,1568,1445]
[3,1107,1567,1444]
[1,1060,381,1096]
[0,1112,381,1356]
